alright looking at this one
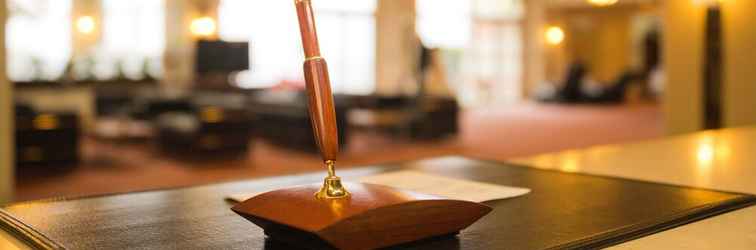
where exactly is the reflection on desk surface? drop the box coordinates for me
[0,229,31,250]
[511,126,756,195]
[510,127,756,250]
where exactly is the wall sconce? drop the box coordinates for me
[587,0,619,7]
[75,16,96,35]
[545,26,565,46]
[190,16,217,38]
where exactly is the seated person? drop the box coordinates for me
[537,61,638,104]
[584,71,637,103]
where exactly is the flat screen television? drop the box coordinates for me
[195,40,250,74]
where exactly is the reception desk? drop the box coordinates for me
[2,127,756,249]
[510,127,756,249]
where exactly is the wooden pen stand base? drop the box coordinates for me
[232,183,492,250]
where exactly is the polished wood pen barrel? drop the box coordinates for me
[294,0,347,199]
[295,0,338,163]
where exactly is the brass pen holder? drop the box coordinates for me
[315,160,350,199]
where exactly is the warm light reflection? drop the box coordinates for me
[694,135,718,185]
[190,16,217,38]
[531,155,555,170]
[696,141,715,167]
[587,0,619,6]
[561,152,580,173]
[695,134,732,170]
[76,16,96,34]
[201,107,224,123]
[33,114,59,130]
[327,198,349,218]
[545,26,565,46]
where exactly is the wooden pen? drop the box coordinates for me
[294,0,347,198]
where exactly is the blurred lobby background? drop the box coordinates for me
[2,0,756,203]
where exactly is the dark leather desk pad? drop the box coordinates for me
[2,158,754,249]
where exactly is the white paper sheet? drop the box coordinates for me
[227,170,530,203]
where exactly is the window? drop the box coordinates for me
[416,0,472,49]
[219,0,376,94]
[100,0,165,79]
[417,0,524,105]
[6,0,72,82]
[467,0,524,104]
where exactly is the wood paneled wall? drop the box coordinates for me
[1,0,13,203]
[663,1,706,134]
[722,0,756,128]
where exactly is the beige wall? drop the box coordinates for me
[522,0,547,96]
[722,0,756,128]
[545,5,654,83]
[375,0,418,96]
[662,0,707,135]
[163,0,219,94]
[1,0,12,203]
[655,0,756,134]
[543,18,569,84]
[72,0,102,59]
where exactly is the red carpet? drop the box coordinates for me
[461,102,663,161]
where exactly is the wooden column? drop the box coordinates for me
[163,0,219,93]
[375,0,418,96]
[662,0,707,135]
[71,0,102,59]
[702,7,722,130]
[722,0,756,127]
[0,0,13,203]
[522,0,546,97]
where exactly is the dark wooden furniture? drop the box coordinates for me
[156,106,253,154]
[2,158,754,250]
[406,98,459,140]
[15,111,80,166]
[248,92,348,153]
[341,95,459,140]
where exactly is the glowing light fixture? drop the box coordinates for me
[545,26,565,46]
[33,114,59,130]
[587,0,619,7]
[76,16,96,34]
[201,107,224,123]
[190,16,217,38]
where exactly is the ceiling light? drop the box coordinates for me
[190,16,217,38]
[587,0,619,7]
[76,16,96,35]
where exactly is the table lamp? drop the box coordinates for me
[231,1,492,249]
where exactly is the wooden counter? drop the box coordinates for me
[1,157,753,249]
[3,126,756,249]
[511,127,756,249]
